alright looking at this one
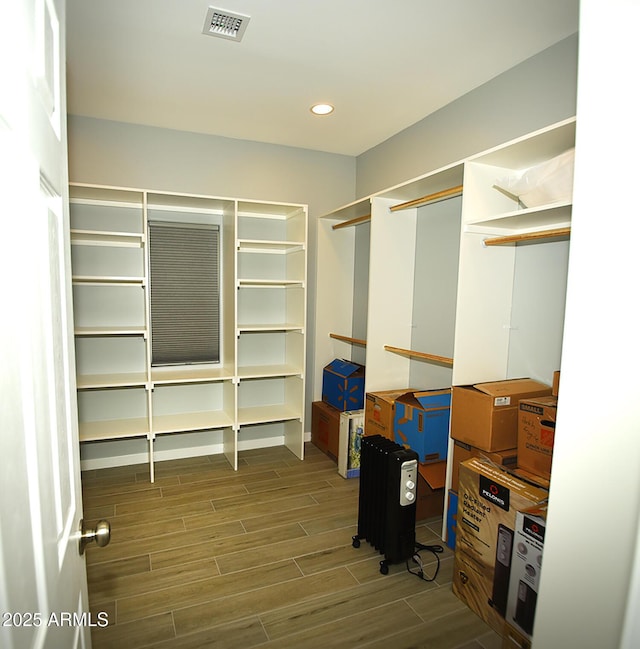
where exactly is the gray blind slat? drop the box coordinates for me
[149,222,220,365]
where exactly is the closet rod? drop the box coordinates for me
[384,345,453,366]
[330,333,367,346]
[332,214,371,230]
[389,185,463,212]
[483,227,571,247]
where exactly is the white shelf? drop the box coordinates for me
[237,404,301,426]
[71,229,144,247]
[237,364,302,379]
[72,275,145,285]
[237,279,304,287]
[79,417,149,442]
[237,323,304,333]
[152,411,234,434]
[237,239,305,253]
[465,201,572,232]
[74,326,147,337]
[76,372,148,389]
[150,365,235,384]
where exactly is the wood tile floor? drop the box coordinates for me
[81,443,501,649]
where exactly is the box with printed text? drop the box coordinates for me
[451,379,552,451]
[452,457,548,636]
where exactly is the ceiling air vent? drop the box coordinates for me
[202,6,250,42]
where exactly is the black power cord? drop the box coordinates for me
[406,541,444,582]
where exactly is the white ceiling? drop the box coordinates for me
[66,0,579,157]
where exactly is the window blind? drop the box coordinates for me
[149,221,220,365]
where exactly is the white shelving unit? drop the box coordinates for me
[70,184,307,480]
[233,201,307,469]
[315,161,464,399]
[315,117,575,533]
[453,118,574,387]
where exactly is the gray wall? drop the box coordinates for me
[67,116,355,214]
[355,34,578,198]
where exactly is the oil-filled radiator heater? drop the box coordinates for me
[352,434,419,574]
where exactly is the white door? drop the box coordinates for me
[1,1,98,648]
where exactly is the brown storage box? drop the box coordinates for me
[311,401,340,460]
[452,458,548,636]
[552,370,560,397]
[364,389,410,440]
[416,461,446,521]
[451,441,517,492]
[517,395,557,480]
[502,622,532,649]
[451,379,552,451]
[511,466,551,490]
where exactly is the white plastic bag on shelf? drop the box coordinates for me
[494,147,575,208]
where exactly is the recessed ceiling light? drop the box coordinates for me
[310,103,334,116]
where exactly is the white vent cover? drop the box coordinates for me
[202,6,250,42]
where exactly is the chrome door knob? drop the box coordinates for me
[79,519,111,555]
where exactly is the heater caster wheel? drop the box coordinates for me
[379,561,389,575]
[352,536,360,548]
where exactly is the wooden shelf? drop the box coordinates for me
[389,185,463,212]
[483,227,571,246]
[384,345,453,366]
[329,333,367,346]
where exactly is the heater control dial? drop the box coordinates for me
[400,459,418,506]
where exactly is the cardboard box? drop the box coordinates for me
[451,379,552,451]
[452,457,548,636]
[511,467,550,490]
[451,440,517,492]
[552,370,560,397]
[416,461,446,521]
[337,409,364,479]
[502,623,532,649]
[394,389,451,463]
[446,490,458,551]
[322,359,365,412]
[517,396,557,480]
[505,505,547,642]
[364,389,411,440]
[311,400,340,460]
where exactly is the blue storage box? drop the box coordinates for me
[322,359,365,412]
[394,388,451,462]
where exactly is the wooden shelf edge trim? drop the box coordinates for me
[329,333,367,346]
[332,214,371,230]
[384,345,453,366]
[389,185,463,212]
[483,226,571,246]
